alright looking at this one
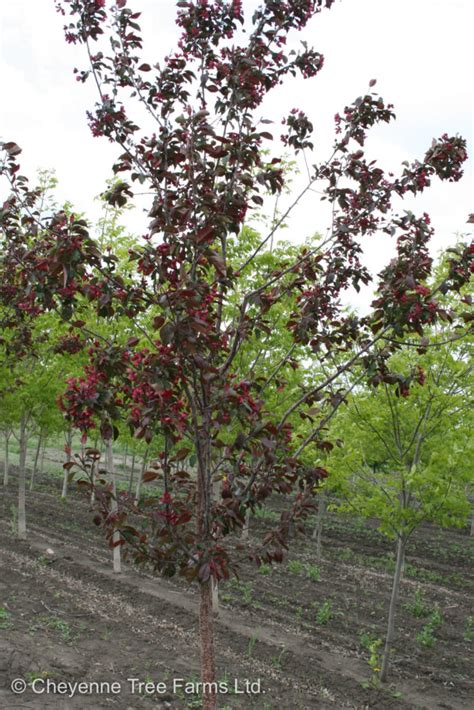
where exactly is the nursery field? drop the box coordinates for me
[1,464,473,710]
[1,0,474,708]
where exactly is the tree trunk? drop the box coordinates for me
[62,429,73,499]
[29,432,43,491]
[105,438,121,574]
[17,416,28,540]
[200,579,216,710]
[3,430,11,486]
[195,417,216,708]
[39,438,46,474]
[312,492,326,561]
[122,442,128,472]
[470,509,474,537]
[134,448,148,504]
[380,535,405,682]
[128,451,136,494]
[211,576,219,617]
[90,457,96,505]
[211,474,220,615]
[241,508,250,540]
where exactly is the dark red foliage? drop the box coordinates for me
[0,0,472,590]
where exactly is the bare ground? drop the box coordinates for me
[1,468,473,709]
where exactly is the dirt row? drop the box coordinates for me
[1,469,473,709]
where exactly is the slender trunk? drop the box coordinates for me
[211,578,219,617]
[195,422,216,710]
[3,430,11,486]
[128,452,136,494]
[17,416,28,540]
[200,579,216,710]
[90,457,96,505]
[39,439,46,474]
[470,509,474,537]
[122,442,128,471]
[62,429,73,499]
[211,474,220,615]
[241,508,250,540]
[29,432,43,491]
[312,492,326,561]
[134,448,148,504]
[105,438,121,574]
[380,535,405,682]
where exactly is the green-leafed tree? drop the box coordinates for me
[326,335,473,681]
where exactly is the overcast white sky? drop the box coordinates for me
[1,0,472,307]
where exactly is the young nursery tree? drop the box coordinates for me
[327,336,474,682]
[1,1,472,706]
[0,316,68,537]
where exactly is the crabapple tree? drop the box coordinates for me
[1,1,473,706]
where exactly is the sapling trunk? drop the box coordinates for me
[122,442,128,471]
[128,451,136,494]
[470,509,474,537]
[90,457,96,505]
[211,474,220,616]
[211,578,219,617]
[61,469,68,499]
[62,429,73,499]
[134,448,148,504]
[199,579,216,710]
[312,491,326,561]
[105,438,121,574]
[17,416,28,540]
[3,430,11,486]
[29,432,43,491]
[195,425,217,708]
[380,534,406,682]
[39,438,46,474]
[241,508,251,540]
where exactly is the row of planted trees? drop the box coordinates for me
[2,273,473,677]
[1,1,473,708]
[315,332,474,681]
[2,190,472,693]
[2,267,473,689]
[0,320,158,522]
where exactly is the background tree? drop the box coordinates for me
[327,336,474,681]
[0,317,68,538]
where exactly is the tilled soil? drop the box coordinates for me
[1,469,473,709]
